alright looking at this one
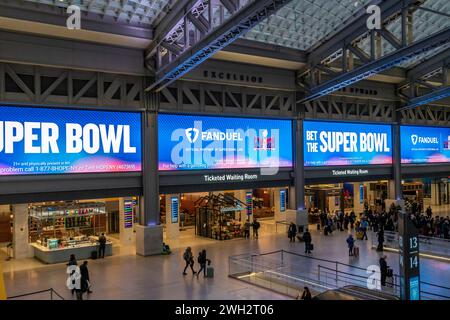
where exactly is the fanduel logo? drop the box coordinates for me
[185,128,199,143]
[185,124,244,143]
[411,134,438,145]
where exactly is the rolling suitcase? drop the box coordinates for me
[91,250,98,260]
[206,266,214,278]
[317,223,321,231]
[353,246,359,258]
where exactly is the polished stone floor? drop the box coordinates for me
[2,219,450,300]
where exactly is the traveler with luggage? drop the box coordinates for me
[98,233,107,259]
[346,234,355,256]
[379,255,389,286]
[288,222,297,242]
[302,229,312,254]
[182,247,197,276]
[252,219,261,239]
[196,249,211,278]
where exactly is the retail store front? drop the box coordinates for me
[1,197,139,264]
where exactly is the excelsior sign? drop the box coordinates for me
[158,114,293,171]
[304,121,392,167]
[0,105,142,175]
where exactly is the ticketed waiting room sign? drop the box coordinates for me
[303,120,392,166]
[0,105,142,175]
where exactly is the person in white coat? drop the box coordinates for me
[66,264,82,300]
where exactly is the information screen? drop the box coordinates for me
[303,120,392,167]
[158,114,293,171]
[0,105,142,175]
[401,125,450,164]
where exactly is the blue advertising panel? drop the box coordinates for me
[171,197,179,224]
[246,192,253,216]
[158,114,293,171]
[0,105,142,176]
[280,189,286,212]
[401,125,450,164]
[303,121,392,167]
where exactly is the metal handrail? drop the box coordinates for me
[7,288,65,300]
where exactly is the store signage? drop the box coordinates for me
[280,189,286,212]
[124,200,133,229]
[158,114,293,171]
[304,121,392,166]
[0,105,141,175]
[203,70,263,84]
[171,197,179,224]
[401,125,450,164]
[246,191,253,216]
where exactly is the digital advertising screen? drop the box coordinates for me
[401,125,450,164]
[304,120,392,167]
[158,113,293,171]
[0,105,142,176]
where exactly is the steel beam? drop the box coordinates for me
[398,86,450,110]
[146,0,294,92]
[301,27,450,103]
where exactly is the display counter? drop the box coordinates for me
[31,236,112,264]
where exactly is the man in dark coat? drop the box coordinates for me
[379,256,388,287]
[288,222,297,242]
[79,261,92,294]
[98,233,107,259]
[377,228,385,251]
[302,229,312,254]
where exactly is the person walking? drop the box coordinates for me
[244,219,251,239]
[302,229,312,254]
[349,211,356,229]
[346,234,355,256]
[182,247,196,276]
[301,287,312,300]
[288,222,297,242]
[98,233,107,259]
[196,249,211,278]
[379,255,388,287]
[377,228,385,251]
[80,261,93,294]
[66,254,78,295]
[252,218,260,239]
[361,218,369,240]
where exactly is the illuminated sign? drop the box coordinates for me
[124,200,133,229]
[401,125,450,164]
[171,197,179,224]
[0,105,141,175]
[246,192,253,216]
[304,120,392,166]
[158,114,293,171]
[280,190,286,212]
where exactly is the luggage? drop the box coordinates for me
[387,268,393,277]
[356,230,364,240]
[309,243,314,251]
[353,246,359,258]
[206,266,214,278]
[91,251,98,260]
[324,227,329,236]
[317,223,321,231]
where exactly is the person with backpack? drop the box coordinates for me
[196,249,211,278]
[346,234,355,256]
[252,219,261,239]
[302,229,312,254]
[288,222,297,242]
[182,247,196,276]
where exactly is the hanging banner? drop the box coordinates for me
[0,105,142,175]
[158,113,293,171]
[401,125,450,164]
[303,120,392,167]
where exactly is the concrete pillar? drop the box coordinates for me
[431,182,439,206]
[328,196,339,213]
[353,183,364,214]
[12,204,32,259]
[119,198,135,246]
[388,180,396,200]
[165,195,180,240]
